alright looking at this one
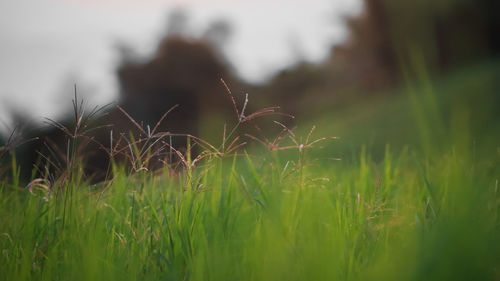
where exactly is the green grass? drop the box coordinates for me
[0,62,499,280]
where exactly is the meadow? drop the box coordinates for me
[0,61,499,281]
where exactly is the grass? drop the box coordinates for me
[0,63,499,280]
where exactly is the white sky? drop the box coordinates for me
[0,0,361,130]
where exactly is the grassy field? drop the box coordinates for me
[0,62,499,280]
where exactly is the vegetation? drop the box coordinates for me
[0,57,499,281]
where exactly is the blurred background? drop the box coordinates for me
[0,0,360,125]
[0,0,499,180]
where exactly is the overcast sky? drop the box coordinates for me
[0,0,361,130]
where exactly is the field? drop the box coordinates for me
[0,61,499,280]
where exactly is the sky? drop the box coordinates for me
[0,0,361,131]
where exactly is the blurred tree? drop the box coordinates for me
[202,19,233,53]
[113,36,236,137]
[259,0,500,117]
[164,9,190,37]
[331,0,500,86]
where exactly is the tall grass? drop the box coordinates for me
[0,67,499,280]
